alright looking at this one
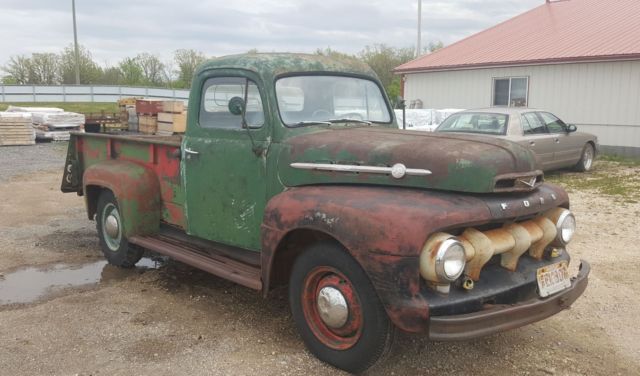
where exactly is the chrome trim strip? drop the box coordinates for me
[289,162,432,178]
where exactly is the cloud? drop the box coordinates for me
[0,0,542,68]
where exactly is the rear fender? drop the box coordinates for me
[83,160,161,238]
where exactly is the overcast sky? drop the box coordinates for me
[0,0,543,68]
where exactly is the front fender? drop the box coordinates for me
[83,160,161,238]
[261,185,491,332]
[260,184,570,333]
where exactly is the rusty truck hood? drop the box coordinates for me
[278,127,542,193]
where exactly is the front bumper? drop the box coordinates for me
[428,260,590,341]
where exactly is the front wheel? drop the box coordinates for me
[96,190,143,268]
[574,143,595,172]
[289,242,395,373]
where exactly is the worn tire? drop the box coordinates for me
[96,190,143,268]
[289,241,395,373]
[574,143,595,172]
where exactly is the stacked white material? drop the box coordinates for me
[6,106,64,113]
[30,111,84,142]
[0,112,35,146]
[394,108,465,132]
[31,112,85,127]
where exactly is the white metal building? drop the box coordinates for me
[395,0,640,156]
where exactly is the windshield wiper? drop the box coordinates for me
[290,121,332,127]
[328,118,372,126]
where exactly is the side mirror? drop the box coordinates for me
[567,124,577,133]
[228,96,245,116]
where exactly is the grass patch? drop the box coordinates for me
[598,153,640,167]
[0,102,118,113]
[546,160,640,200]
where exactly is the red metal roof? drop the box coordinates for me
[395,0,640,73]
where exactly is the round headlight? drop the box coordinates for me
[559,211,576,244]
[435,239,466,282]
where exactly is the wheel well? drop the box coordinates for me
[587,141,597,156]
[269,229,341,289]
[85,185,108,220]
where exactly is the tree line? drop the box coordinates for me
[1,42,443,98]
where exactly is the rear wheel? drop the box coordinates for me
[96,190,143,267]
[574,143,594,172]
[289,242,395,373]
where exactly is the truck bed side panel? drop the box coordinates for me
[70,133,186,229]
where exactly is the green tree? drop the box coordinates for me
[2,55,33,84]
[30,53,60,84]
[358,44,414,100]
[423,41,444,54]
[174,49,206,88]
[136,53,165,86]
[59,45,103,84]
[99,66,123,85]
[118,57,144,86]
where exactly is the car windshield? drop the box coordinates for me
[276,75,392,126]
[436,112,508,135]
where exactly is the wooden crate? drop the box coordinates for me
[138,115,157,134]
[161,101,185,114]
[118,97,142,106]
[157,112,187,133]
[135,99,164,115]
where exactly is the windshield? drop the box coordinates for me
[436,112,508,135]
[276,75,391,126]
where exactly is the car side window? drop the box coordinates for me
[521,113,547,135]
[199,77,265,129]
[538,112,566,133]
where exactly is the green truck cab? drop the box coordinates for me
[61,53,589,373]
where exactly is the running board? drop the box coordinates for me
[129,235,262,291]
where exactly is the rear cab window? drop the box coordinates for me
[199,77,265,129]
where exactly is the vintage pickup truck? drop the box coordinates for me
[61,53,589,373]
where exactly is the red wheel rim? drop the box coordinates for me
[301,266,363,350]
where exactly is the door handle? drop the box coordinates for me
[554,138,560,143]
[184,148,199,155]
[529,141,535,146]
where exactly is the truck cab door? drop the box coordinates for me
[182,74,269,251]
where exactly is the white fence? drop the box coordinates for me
[0,85,190,103]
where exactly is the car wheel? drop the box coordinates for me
[96,190,143,267]
[289,241,395,373]
[574,143,594,172]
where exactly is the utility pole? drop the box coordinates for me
[72,0,81,84]
[416,0,422,57]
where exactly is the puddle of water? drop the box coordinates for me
[0,257,164,305]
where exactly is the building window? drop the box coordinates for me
[492,77,528,107]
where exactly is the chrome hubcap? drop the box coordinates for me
[317,286,349,328]
[102,203,122,251]
[105,214,119,238]
[584,148,593,170]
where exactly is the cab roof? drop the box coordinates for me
[196,53,378,81]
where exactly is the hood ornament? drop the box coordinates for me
[290,162,431,179]
[517,177,537,188]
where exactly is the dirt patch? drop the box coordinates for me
[0,145,638,375]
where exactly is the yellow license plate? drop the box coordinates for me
[536,261,571,298]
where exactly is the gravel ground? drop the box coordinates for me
[0,143,639,375]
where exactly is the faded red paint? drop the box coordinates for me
[75,134,186,233]
[301,266,363,350]
[261,183,569,333]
